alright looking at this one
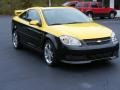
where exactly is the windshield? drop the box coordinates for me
[42,8,92,25]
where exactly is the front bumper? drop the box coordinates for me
[58,43,119,64]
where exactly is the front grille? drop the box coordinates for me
[84,37,111,46]
[65,51,114,61]
[88,52,113,60]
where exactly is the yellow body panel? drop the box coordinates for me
[14,10,24,16]
[45,23,112,40]
[13,7,112,40]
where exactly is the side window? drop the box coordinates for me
[91,3,98,8]
[20,10,40,21]
[27,10,40,21]
[69,2,77,7]
[20,11,28,20]
[76,3,82,8]
[70,3,76,7]
[84,3,89,7]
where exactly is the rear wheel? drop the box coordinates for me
[44,40,59,66]
[109,12,115,19]
[12,31,23,49]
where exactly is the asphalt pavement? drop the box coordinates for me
[0,16,120,90]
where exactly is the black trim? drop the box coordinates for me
[45,34,60,49]
[12,20,46,50]
[12,20,60,52]
[59,43,119,62]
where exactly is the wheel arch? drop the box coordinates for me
[110,10,117,15]
[12,20,17,33]
[86,11,93,14]
[43,34,60,50]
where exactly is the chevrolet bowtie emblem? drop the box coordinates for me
[97,40,102,43]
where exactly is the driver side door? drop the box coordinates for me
[19,9,44,49]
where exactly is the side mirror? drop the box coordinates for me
[29,20,42,27]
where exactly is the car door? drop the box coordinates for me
[97,2,108,14]
[19,9,44,48]
[91,2,106,15]
[91,2,101,15]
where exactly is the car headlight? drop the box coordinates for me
[60,35,82,46]
[111,32,118,44]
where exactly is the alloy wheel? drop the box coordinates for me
[44,42,54,64]
[12,32,18,48]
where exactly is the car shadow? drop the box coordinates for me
[54,60,114,72]
[17,46,115,73]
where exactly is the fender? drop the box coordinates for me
[86,10,93,14]
[45,34,61,50]
[110,10,117,15]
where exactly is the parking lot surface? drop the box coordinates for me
[0,16,120,90]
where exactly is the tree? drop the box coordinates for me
[49,0,52,6]
[20,0,32,8]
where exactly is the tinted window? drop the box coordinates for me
[84,3,89,7]
[69,3,76,7]
[69,1,78,7]
[20,10,40,21]
[27,10,40,21]
[91,3,98,8]
[76,3,82,8]
[20,11,28,20]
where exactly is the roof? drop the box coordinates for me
[27,7,73,10]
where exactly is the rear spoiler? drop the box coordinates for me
[14,10,24,16]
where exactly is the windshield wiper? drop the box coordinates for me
[50,22,83,25]
[65,22,83,24]
[50,23,63,25]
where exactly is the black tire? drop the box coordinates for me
[12,31,23,49]
[87,12,93,18]
[44,40,59,66]
[109,12,115,19]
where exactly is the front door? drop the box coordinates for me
[19,9,44,48]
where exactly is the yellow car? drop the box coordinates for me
[12,7,119,66]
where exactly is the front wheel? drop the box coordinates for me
[12,31,23,49]
[87,12,93,18]
[44,40,59,66]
